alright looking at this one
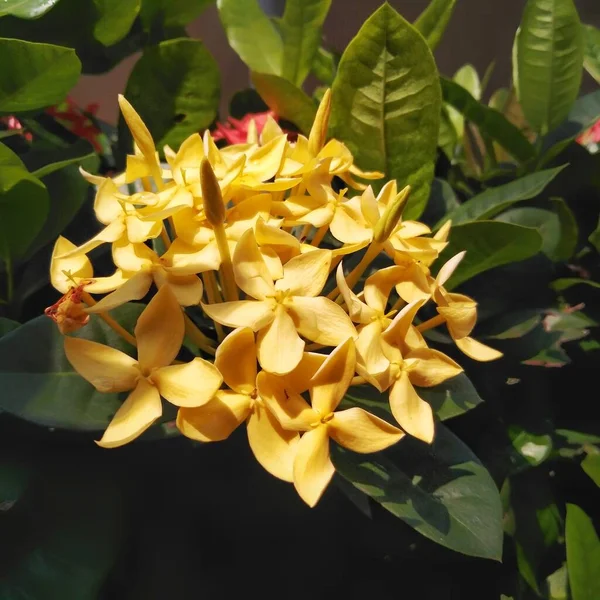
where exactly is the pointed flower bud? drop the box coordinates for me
[118,95,156,162]
[308,88,331,156]
[373,185,411,243]
[200,158,225,226]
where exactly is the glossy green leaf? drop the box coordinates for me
[438,104,459,160]
[546,564,569,600]
[0,318,19,338]
[0,304,143,430]
[0,0,60,18]
[440,165,566,227]
[280,0,331,87]
[332,424,504,560]
[455,64,481,100]
[566,504,600,600]
[0,143,25,169]
[437,221,543,288]
[217,0,282,74]
[551,278,600,291]
[312,46,338,85]
[21,139,97,178]
[441,78,536,163]
[513,0,584,135]
[141,0,213,29]
[92,0,140,46]
[330,3,441,219]
[421,177,459,226]
[414,0,458,51]
[589,215,600,252]
[0,166,49,260]
[581,453,600,487]
[583,24,600,84]
[251,72,316,135]
[120,38,220,150]
[0,38,81,113]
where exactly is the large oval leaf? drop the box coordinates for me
[584,24,600,84]
[414,0,457,51]
[0,304,143,431]
[0,0,60,18]
[141,0,212,30]
[120,38,220,150]
[92,0,140,47]
[566,504,600,600]
[332,424,503,560]
[437,221,543,289]
[0,38,81,113]
[217,0,282,75]
[330,3,441,220]
[513,0,584,135]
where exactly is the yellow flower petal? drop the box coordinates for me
[84,270,130,295]
[355,321,390,391]
[153,357,222,407]
[86,270,153,314]
[94,178,122,225]
[395,260,432,303]
[276,249,331,298]
[330,407,404,453]
[153,270,203,307]
[169,132,205,185]
[50,237,93,294]
[257,305,305,374]
[97,379,162,448]
[455,336,503,362]
[244,134,288,181]
[329,205,371,244]
[288,295,357,346]
[260,115,284,144]
[335,263,376,324]
[406,348,463,387]
[165,239,222,276]
[310,337,356,414]
[64,337,138,392]
[247,403,299,482]
[437,294,478,340]
[215,327,257,394]
[293,425,334,507]
[118,95,157,165]
[233,229,275,300]
[202,299,275,330]
[112,239,155,272]
[135,285,184,370]
[281,352,327,395]
[435,252,466,287]
[364,265,407,314]
[382,299,425,348]
[177,390,252,442]
[58,219,125,258]
[389,371,434,443]
[255,371,316,431]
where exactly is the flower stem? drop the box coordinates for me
[183,313,216,356]
[202,272,225,342]
[328,241,383,301]
[81,291,137,347]
[213,225,239,302]
[416,314,445,333]
[311,225,328,247]
[297,224,311,242]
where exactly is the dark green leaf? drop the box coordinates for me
[217,0,282,74]
[330,3,441,219]
[556,429,600,446]
[417,374,484,421]
[441,78,536,163]
[421,177,460,226]
[513,0,584,135]
[228,88,268,119]
[551,278,600,291]
[120,38,220,150]
[566,504,600,600]
[414,0,457,51]
[437,221,543,288]
[332,424,504,560]
[509,426,553,467]
[280,0,331,87]
[0,38,81,113]
[440,166,566,227]
[581,453,600,487]
[21,139,97,178]
[141,0,212,29]
[0,318,19,338]
[589,215,600,252]
[584,24,600,83]
[0,461,32,510]
[0,142,25,169]
[251,72,316,135]
[0,166,49,260]
[0,304,143,430]
[0,0,60,18]
[92,0,140,46]
[311,46,338,85]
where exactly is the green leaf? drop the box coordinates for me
[509,426,553,467]
[417,374,484,421]
[92,0,140,46]
[421,177,460,226]
[440,165,566,227]
[566,504,600,600]
[0,461,32,510]
[414,0,458,51]
[589,215,600,252]
[0,304,143,430]
[141,0,213,29]
[251,72,316,135]
[330,3,441,220]
[513,0,584,135]
[583,24,600,84]
[441,78,537,163]
[0,317,19,338]
[280,0,331,87]
[0,142,25,169]
[0,0,60,18]
[21,139,97,178]
[551,278,600,291]
[120,38,220,150]
[437,221,543,288]
[0,166,49,260]
[0,38,81,113]
[454,64,481,100]
[581,453,600,487]
[217,0,282,74]
[311,46,338,85]
[332,424,504,560]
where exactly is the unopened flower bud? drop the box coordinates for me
[45,284,90,335]
[308,88,331,156]
[200,158,225,226]
[373,185,411,243]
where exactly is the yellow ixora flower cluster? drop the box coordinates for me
[47,90,501,507]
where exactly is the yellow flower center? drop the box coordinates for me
[310,410,335,428]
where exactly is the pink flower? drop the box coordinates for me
[577,119,600,146]
[212,110,277,144]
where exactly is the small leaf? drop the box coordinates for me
[551,278,600,291]
[332,424,504,560]
[566,504,600,600]
[330,3,442,219]
[513,0,585,135]
[0,0,60,18]
[414,0,458,51]
[311,46,338,85]
[217,0,282,75]
[0,304,143,431]
[22,139,97,178]
[0,143,26,169]
[251,72,316,135]
[0,38,81,113]
[92,0,140,47]
[440,165,566,226]
[509,426,553,467]
[583,24,600,84]
[280,0,331,87]
[441,78,536,163]
[120,38,220,150]
[141,0,213,29]
[437,221,543,288]
[581,453,600,487]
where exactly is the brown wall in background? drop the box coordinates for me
[71,0,600,125]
